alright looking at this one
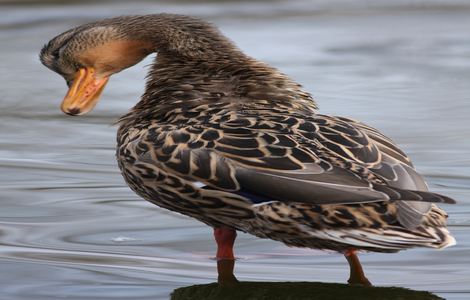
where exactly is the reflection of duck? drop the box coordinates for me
[171,270,445,300]
[40,14,455,286]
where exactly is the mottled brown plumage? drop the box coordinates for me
[40,14,455,285]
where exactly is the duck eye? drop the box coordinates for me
[52,47,61,60]
[73,62,84,70]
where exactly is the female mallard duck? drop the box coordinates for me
[40,14,455,286]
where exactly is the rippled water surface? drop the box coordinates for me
[1,1,469,299]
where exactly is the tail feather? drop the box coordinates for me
[306,226,456,251]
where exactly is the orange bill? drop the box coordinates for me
[61,67,109,116]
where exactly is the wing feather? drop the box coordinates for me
[336,117,448,228]
[133,111,454,226]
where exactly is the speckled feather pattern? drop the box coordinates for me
[115,46,454,252]
[116,99,454,252]
[40,14,455,253]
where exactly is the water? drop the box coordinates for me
[1,1,469,299]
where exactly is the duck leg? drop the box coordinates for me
[344,249,372,286]
[214,227,239,286]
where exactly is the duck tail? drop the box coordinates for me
[302,205,456,252]
[416,204,456,249]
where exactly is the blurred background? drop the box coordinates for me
[0,0,469,299]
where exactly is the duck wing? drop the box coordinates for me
[135,110,454,227]
[337,116,443,228]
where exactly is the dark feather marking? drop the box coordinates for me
[218,137,259,148]
[201,129,220,141]
[188,140,204,149]
[171,131,191,143]
[215,146,265,158]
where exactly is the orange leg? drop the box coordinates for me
[344,249,372,286]
[214,227,238,286]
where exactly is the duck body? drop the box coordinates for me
[40,14,455,285]
[115,53,454,253]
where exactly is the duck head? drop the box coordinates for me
[40,23,154,116]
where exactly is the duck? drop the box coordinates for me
[40,14,456,286]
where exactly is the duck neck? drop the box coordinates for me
[114,14,317,125]
[112,14,245,61]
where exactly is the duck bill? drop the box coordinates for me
[61,67,109,116]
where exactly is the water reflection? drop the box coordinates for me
[172,283,444,299]
[171,260,443,300]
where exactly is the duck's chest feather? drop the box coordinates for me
[115,120,256,229]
